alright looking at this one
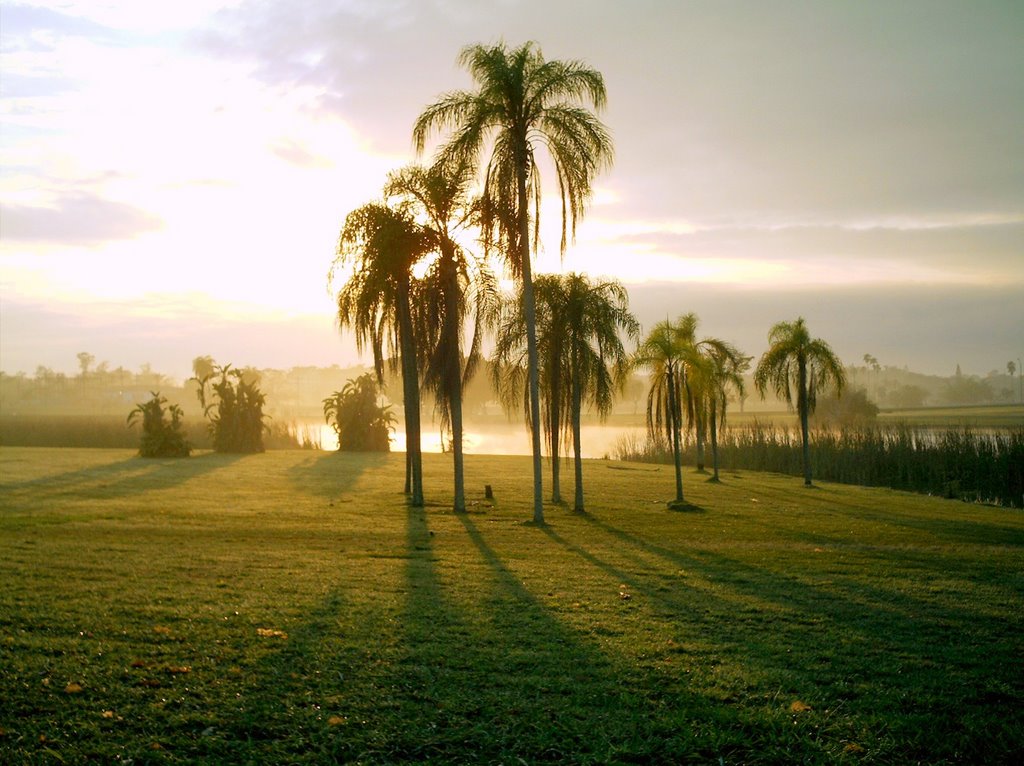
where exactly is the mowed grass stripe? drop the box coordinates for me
[1,447,1022,764]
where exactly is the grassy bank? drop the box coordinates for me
[0,415,306,450]
[1,448,1022,763]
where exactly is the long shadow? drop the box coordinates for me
[287,451,390,499]
[746,481,1024,546]
[0,452,246,506]
[570,510,1024,744]
[331,509,825,764]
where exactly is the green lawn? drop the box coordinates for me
[1,448,1022,764]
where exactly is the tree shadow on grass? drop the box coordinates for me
[571,511,1024,761]
[358,509,715,764]
[0,452,246,505]
[286,451,391,499]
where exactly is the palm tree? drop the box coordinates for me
[491,275,570,504]
[384,160,497,512]
[754,317,846,486]
[330,200,429,506]
[691,343,750,482]
[414,41,613,524]
[635,316,698,505]
[562,273,639,512]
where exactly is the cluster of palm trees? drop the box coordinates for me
[639,314,847,505]
[330,41,847,519]
[331,41,614,522]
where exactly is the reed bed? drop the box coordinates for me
[615,422,1024,508]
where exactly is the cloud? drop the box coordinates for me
[1,192,163,246]
[625,281,1024,377]
[591,219,1024,283]
[270,138,334,169]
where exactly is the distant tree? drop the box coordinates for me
[323,374,395,452]
[127,392,191,458]
[414,41,613,524]
[77,352,95,380]
[192,355,216,380]
[193,364,267,453]
[812,386,879,427]
[754,317,846,486]
[889,383,928,409]
[942,375,993,406]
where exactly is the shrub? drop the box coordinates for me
[323,374,394,451]
[194,365,267,453]
[127,392,192,457]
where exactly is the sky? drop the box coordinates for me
[2,0,1022,382]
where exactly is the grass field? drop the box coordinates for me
[1,448,1022,764]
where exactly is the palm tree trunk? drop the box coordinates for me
[517,153,544,523]
[397,285,423,506]
[667,366,684,502]
[695,415,706,472]
[442,254,466,513]
[450,377,465,512]
[709,400,720,482]
[549,382,562,503]
[571,348,585,512]
[798,358,812,486]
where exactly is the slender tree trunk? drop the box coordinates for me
[572,347,585,512]
[667,366,684,502]
[695,414,706,472]
[798,358,812,486]
[442,250,466,513]
[517,150,544,523]
[451,378,465,511]
[709,400,720,482]
[397,286,423,506]
[550,380,562,504]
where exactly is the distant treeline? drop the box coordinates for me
[616,423,1024,508]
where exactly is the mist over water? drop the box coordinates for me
[298,420,645,459]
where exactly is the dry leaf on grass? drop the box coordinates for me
[789,700,812,713]
[327,715,345,726]
[256,628,288,639]
[102,710,115,719]
[165,666,191,674]
[64,682,83,694]
[153,626,173,635]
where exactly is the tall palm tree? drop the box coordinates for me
[562,273,639,512]
[491,275,570,504]
[385,160,497,512]
[492,273,637,511]
[635,315,698,505]
[330,200,429,506]
[691,342,750,482]
[414,41,613,524]
[754,317,846,486]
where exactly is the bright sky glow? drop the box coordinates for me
[2,0,1022,378]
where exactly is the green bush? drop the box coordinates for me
[194,365,267,453]
[323,374,394,451]
[126,392,192,457]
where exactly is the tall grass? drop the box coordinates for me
[615,422,1024,508]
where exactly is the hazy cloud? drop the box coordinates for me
[271,138,334,169]
[1,192,163,246]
